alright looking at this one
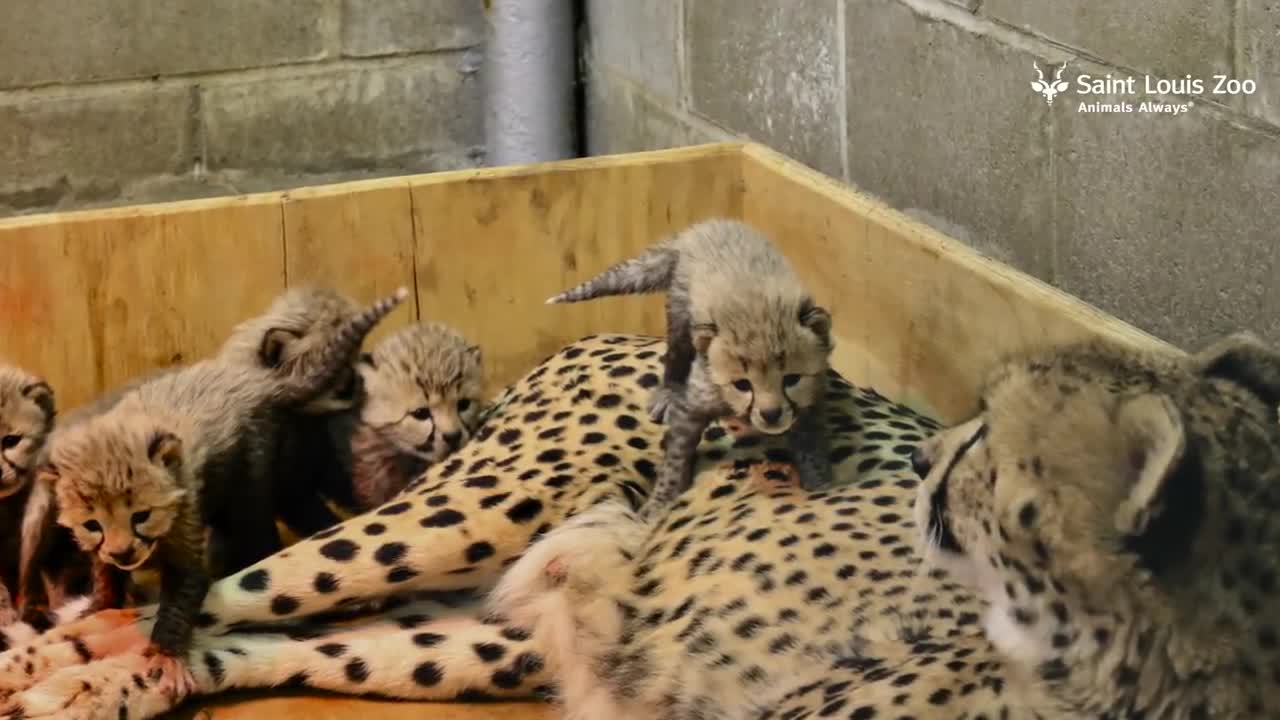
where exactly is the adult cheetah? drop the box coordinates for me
[1,331,1275,720]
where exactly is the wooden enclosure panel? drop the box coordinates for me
[739,143,1173,422]
[281,180,419,346]
[410,146,746,396]
[0,197,286,411]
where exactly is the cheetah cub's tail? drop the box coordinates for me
[545,247,677,305]
[489,501,649,718]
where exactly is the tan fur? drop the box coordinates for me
[914,337,1280,718]
[359,322,485,464]
[219,286,363,413]
[680,221,831,432]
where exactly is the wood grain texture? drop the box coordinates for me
[739,143,1173,422]
[0,194,286,412]
[281,179,419,346]
[410,145,745,397]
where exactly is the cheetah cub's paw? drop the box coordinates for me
[0,651,192,720]
[647,386,685,424]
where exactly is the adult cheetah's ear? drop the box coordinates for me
[147,432,183,473]
[21,381,55,418]
[1113,393,1204,577]
[259,327,303,369]
[798,300,832,347]
[1193,331,1280,409]
[692,323,717,354]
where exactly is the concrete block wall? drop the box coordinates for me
[582,0,1280,350]
[0,0,484,217]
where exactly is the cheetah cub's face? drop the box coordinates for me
[0,367,54,499]
[358,323,484,464]
[700,300,832,435]
[44,414,186,571]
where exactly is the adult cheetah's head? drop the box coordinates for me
[912,332,1280,717]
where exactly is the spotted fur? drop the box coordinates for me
[3,332,1272,720]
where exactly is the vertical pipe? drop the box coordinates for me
[483,0,578,166]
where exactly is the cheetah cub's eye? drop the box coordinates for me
[83,519,102,533]
[732,379,753,393]
[0,434,20,450]
[783,374,802,388]
[457,399,472,412]
[131,510,151,526]
[410,407,433,421]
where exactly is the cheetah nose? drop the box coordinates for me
[911,446,933,479]
[443,431,464,450]
[759,407,783,426]
[109,548,135,566]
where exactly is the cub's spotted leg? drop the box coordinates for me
[646,294,695,425]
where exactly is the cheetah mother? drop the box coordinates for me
[0,332,1277,720]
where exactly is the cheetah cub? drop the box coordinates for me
[0,364,56,625]
[547,218,835,517]
[41,288,408,659]
[345,322,486,509]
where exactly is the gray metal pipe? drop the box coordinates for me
[483,0,577,166]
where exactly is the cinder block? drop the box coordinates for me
[1243,0,1280,125]
[844,0,1054,278]
[686,0,843,177]
[0,84,194,212]
[585,63,731,156]
[202,57,483,174]
[1055,95,1280,348]
[341,0,483,58]
[981,0,1232,82]
[0,0,338,90]
[585,0,681,100]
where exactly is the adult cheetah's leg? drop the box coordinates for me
[0,604,556,719]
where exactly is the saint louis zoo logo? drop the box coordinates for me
[1029,61,1259,115]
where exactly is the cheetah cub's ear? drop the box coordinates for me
[1193,330,1280,409]
[798,300,832,348]
[1112,393,1186,539]
[692,323,718,354]
[259,327,304,369]
[21,381,55,418]
[147,431,184,473]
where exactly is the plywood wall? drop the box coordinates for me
[0,145,744,411]
[739,144,1174,422]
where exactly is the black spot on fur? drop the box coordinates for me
[414,661,445,686]
[377,501,411,516]
[319,539,359,562]
[204,652,225,685]
[506,498,544,523]
[313,573,339,594]
[421,510,467,528]
[473,643,507,662]
[344,658,370,683]
[466,541,496,563]
[239,569,270,592]
[363,523,386,536]
[413,633,445,647]
[375,542,409,566]
[271,595,301,615]
[316,643,346,658]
